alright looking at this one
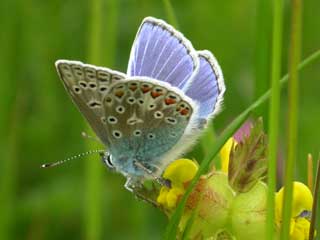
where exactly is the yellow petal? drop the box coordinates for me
[163,159,198,188]
[157,187,169,206]
[166,188,184,209]
[220,138,236,173]
[275,182,313,219]
[291,218,310,240]
[157,159,199,209]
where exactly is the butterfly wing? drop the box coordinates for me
[186,51,225,120]
[101,77,197,177]
[127,17,199,91]
[55,60,126,144]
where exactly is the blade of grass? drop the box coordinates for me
[281,0,302,239]
[200,122,216,160]
[181,206,198,240]
[85,1,103,239]
[266,0,284,238]
[162,0,179,28]
[307,154,313,190]
[254,0,271,123]
[85,0,118,239]
[163,49,320,240]
[309,158,320,240]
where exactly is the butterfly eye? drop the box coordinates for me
[103,153,115,169]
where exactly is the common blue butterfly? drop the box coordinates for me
[55,17,225,190]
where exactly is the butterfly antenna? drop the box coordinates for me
[41,149,105,168]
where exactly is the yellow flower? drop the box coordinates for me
[290,218,311,240]
[275,181,313,240]
[219,138,237,173]
[157,159,198,209]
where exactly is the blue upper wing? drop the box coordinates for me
[185,51,225,119]
[127,17,199,91]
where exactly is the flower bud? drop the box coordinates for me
[179,172,235,239]
[230,181,268,240]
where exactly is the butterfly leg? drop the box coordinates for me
[124,177,159,207]
[124,177,141,192]
[133,161,171,188]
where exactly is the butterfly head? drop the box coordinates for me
[100,151,155,178]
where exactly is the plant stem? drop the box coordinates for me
[309,158,320,240]
[266,0,284,238]
[281,0,302,239]
[85,0,118,239]
[254,0,271,123]
[162,0,179,28]
[85,1,103,239]
[164,49,320,240]
[308,154,313,190]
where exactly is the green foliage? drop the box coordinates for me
[281,1,303,239]
[266,0,284,238]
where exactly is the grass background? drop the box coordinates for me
[0,0,319,239]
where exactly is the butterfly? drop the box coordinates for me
[55,17,225,191]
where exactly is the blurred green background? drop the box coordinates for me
[0,0,319,239]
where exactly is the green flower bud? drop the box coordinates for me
[230,181,269,240]
[179,172,235,239]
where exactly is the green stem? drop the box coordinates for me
[85,1,103,239]
[281,0,302,239]
[309,159,320,240]
[162,0,179,28]
[266,0,284,238]
[200,122,216,159]
[85,0,118,239]
[254,0,271,123]
[164,49,320,240]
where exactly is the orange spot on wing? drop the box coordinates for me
[129,85,137,91]
[151,91,163,98]
[115,90,124,98]
[180,108,189,115]
[141,86,151,93]
[165,98,177,105]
